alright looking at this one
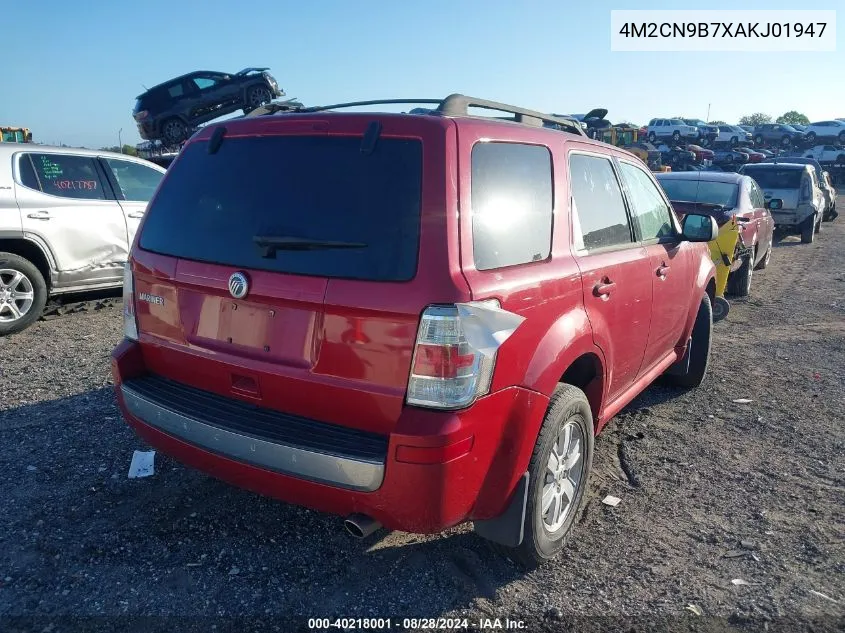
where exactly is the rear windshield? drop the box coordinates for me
[139,135,422,281]
[742,167,802,190]
[658,179,738,208]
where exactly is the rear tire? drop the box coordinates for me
[754,135,763,145]
[161,118,188,145]
[648,132,656,143]
[800,216,816,243]
[727,249,753,297]
[665,294,713,388]
[503,384,594,570]
[245,85,273,111]
[0,252,48,336]
[712,296,730,322]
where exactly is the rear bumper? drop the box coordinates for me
[771,206,816,228]
[111,339,548,533]
[136,120,157,140]
[120,381,384,492]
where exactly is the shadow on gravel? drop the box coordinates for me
[621,382,688,414]
[773,237,805,248]
[0,387,527,619]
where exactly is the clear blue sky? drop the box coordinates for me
[2,0,841,148]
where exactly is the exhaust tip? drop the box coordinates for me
[344,513,381,539]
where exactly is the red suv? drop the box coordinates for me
[111,95,718,567]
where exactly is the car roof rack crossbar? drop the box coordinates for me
[255,94,585,136]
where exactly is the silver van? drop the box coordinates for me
[739,163,823,244]
[0,144,166,334]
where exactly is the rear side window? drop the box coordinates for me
[167,84,184,99]
[139,136,422,281]
[569,154,632,251]
[471,142,553,271]
[103,158,163,201]
[749,181,765,208]
[17,155,40,190]
[26,153,106,200]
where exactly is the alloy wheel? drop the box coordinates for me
[0,269,35,323]
[541,419,585,532]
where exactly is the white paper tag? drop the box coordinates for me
[128,450,156,479]
[455,302,526,357]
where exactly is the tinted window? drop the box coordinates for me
[742,168,803,189]
[27,153,106,200]
[618,162,675,240]
[193,78,217,90]
[139,136,422,282]
[657,178,739,208]
[569,154,632,251]
[166,83,184,99]
[470,143,552,271]
[104,158,163,201]
[18,155,39,190]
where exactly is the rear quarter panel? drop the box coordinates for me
[453,121,604,402]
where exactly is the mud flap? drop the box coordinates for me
[664,341,692,376]
[473,471,529,547]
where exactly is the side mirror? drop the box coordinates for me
[682,213,718,242]
[766,198,783,210]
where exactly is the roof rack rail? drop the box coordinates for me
[247,94,586,136]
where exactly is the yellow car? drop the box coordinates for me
[707,217,741,321]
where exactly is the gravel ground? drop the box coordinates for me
[1,212,843,633]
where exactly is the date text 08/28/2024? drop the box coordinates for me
[307,617,527,630]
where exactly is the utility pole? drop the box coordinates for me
[118,129,123,152]
[706,104,711,123]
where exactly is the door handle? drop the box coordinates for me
[593,280,616,298]
[26,211,51,220]
[127,211,144,218]
[656,264,670,278]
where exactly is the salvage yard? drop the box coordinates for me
[1,211,844,632]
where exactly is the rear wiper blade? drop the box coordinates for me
[253,235,367,257]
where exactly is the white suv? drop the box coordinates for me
[715,125,752,146]
[803,120,845,144]
[804,145,845,165]
[647,118,699,144]
[0,144,166,335]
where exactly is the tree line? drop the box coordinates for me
[708,111,810,127]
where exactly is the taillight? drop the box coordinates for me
[406,300,524,410]
[133,110,149,121]
[123,264,138,341]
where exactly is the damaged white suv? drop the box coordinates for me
[0,144,166,335]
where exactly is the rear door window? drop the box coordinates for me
[470,142,553,270]
[139,136,422,282]
[569,153,633,251]
[26,153,107,200]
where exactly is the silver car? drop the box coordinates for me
[0,144,166,334]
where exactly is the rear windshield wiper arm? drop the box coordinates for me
[253,235,367,257]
